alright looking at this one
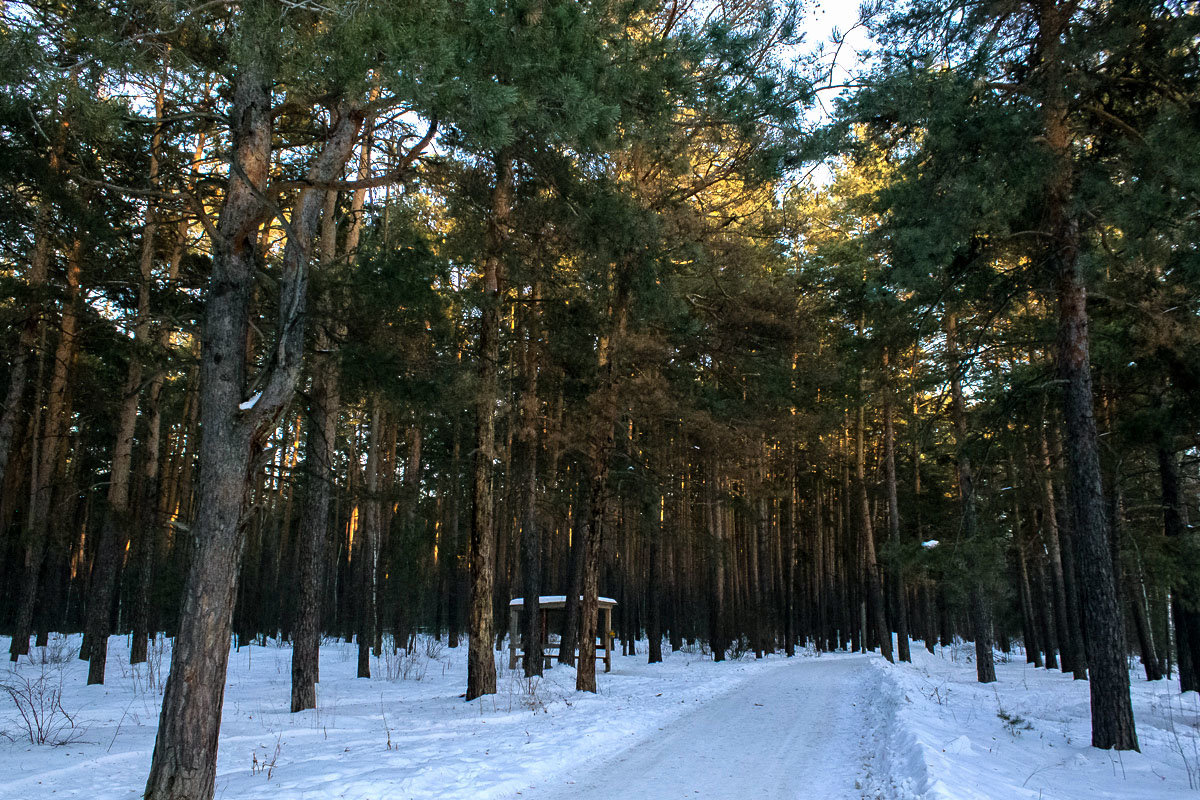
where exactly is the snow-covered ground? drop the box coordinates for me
[1,634,1196,799]
[1,634,808,799]
[871,643,1199,800]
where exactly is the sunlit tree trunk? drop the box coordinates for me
[10,243,81,662]
[856,390,892,663]
[466,151,511,700]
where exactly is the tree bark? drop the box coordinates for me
[356,398,383,679]
[1129,572,1163,682]
[10,243,82,662]
[1159,444,1200,691]
[1054,260,1137,749]
[783,467,797,657]
[709,464,727,661]
[519,290,543,677]
[945,312,995,683]
[577,280,628,692]
[576,461,608,692]
[0,123,65,491]
[129,353,172,665]
[83,78,170,682]
[882,351,910,662]
[144,56,363,797]
[813,473,828,652]
[290,314,340,709]
[559,496,584,666]
[647,493,664,664]
[291,102,380,702]
[447,424,463,649]
[1037,0,1137,750]
[1009,457,1044,669]
[466,151,511,701]
[132,138,203,663]
[748,490,765,659]
[856,397,892,663]
[374,420,400,654]
[1016,543,1043,668]
[1038,419,1085,677]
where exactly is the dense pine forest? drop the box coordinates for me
[1,1,1198,797]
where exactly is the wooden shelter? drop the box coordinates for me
[508,595,617,673]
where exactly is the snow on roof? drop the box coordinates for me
[509,595,617,606]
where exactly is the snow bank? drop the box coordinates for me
[873,642,1199,799]
[859,657,931,800]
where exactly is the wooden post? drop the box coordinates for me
[508,607,518,670]
[604,606,612,672]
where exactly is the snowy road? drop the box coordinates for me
[509,655,878,800]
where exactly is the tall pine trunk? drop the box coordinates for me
[131,143,203,664]
[882,351,909,662]
[945,312,995,684]
[10,244,81,662]
[577,281,628,692]
[291,103,377,706]
[708,464,727,661]
[1037,0,1136,750]
[290,319,341,710]
[559,497,584,666]
[466,151,511,701]
[1159,444,1199,691]
[1038,419,1085,677]
[856,396,892,663]
[519,292,543,677]
[0,125,65,491]
[647,492,664,664]
[144,57,362,796]
[356,398,383,678]
[84,78,169,682]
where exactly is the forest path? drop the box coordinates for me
[509,654,880,800]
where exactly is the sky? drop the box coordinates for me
[787,1,875,185]
[800,0,875,121]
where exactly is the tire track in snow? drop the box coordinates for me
[509,654,890,800]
